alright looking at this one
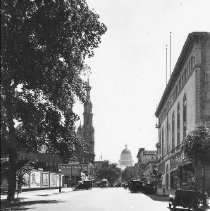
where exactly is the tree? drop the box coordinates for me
[182,123,210,192]
[95,160,121,186]
[1,0,106,201]
[121,166,136,182]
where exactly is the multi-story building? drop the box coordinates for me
[136,148,158,178]
[143,161,158,179]
[155,32,210,192]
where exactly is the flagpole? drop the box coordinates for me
[166,45,168,86]
[170,32,172,76]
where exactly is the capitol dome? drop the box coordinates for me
[119,145,133,169]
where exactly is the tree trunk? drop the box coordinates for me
[194,163,198,191]
[7,151,17,202]
[202,163,206,193]
[5,88,18,202]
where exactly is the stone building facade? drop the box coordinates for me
[76,81,95,164]
[136,148,158,178]
[155,32,210,192]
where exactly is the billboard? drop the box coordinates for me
[50,173,58,187]
[30,170,41,188]
[42,172,49,187]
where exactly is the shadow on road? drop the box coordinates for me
[1,199,64,211]
[145,193,170,202]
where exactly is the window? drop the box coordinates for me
[172,112,175,149]
[178,79,181,91]
[183,95,187,139]
[204,73,208,82]
[181,74,184,86]
[177,103,180,144]
[166,118,170,153]
[159,131,161,155]
[191,56,195,70]
[204,92,207,100]
[188,60,191,74]
[184,69,187,81]
[186,64,189,76]
[162,128,164,157]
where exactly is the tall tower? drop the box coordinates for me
[83,80,95,156]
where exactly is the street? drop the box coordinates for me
[3,187,170,211]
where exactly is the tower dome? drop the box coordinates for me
[119,145,133,169]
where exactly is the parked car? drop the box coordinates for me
[95,179,109,188]
[142,183,157,194]
[169,189,205,210]
[114,182,122,187]
[73,180,93,191]
[129,180,144,193]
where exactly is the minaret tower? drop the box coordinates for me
[83,80,95,156]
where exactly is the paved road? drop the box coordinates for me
[6,187,170,211]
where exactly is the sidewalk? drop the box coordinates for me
[0,187,73,201]
[157,187,175,196]
[1,187,73,210]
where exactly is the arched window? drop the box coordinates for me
[183,95,187,139]
[177,103,180,145]
[162,128,164,157]
[166,117,169,153]
[172,112,175,149]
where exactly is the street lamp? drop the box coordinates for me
[58,169,62,193]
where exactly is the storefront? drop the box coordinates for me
[58,163,94,187]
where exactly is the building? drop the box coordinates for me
[60,80,95,186]
[155,32,210,192]
[119,145,133,169]
[136,148,158,178]
[143,161,158,179]
[76,80,95,164]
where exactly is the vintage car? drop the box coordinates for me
[129,180,144,193]
[73,180,93,191]
[95,179,109,187]
[142,183,157,194]
[169,189,205,210]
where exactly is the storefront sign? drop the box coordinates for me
[71,165,82,176]
[58,164,72,176]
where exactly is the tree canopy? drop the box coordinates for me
[121,166,136,182]
[1,0,106,201]
[182,123,210,166]
[182,123,210,192]
[95,160,121,186]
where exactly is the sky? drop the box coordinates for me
[74,0,210,164]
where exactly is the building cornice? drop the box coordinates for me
[155,32,210,117]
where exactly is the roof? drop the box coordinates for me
[136,148,157,158]
[121,145,131,155]
[121,148,131,154]
[155,32,210,117]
